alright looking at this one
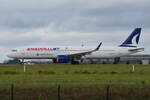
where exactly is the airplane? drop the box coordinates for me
[7,28,144,64]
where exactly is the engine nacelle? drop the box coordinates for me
[57,55,70,63]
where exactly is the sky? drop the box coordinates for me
[0,0,149,62]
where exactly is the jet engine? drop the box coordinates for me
[56,55,70,63]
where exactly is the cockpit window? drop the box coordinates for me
[12,49,18,52]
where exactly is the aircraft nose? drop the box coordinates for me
[7,53,15,58]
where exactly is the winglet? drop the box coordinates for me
[94,42,102,51]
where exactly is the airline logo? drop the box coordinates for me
[120,28,141,47]
[27,48,60,51]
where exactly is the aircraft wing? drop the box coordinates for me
[66,42,102,58]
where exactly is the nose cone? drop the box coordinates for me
[7,53,15,58]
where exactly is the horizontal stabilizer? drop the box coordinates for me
[128,48,144,52]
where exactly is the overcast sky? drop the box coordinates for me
[0,0,149,62]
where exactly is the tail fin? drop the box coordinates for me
[120,28,142,47]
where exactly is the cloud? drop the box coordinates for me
[0,0,149,62]
[0,0,150,31]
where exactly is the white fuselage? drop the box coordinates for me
[6,28,144,62]
[7,45,141,59]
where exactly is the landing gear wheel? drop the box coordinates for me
[71,60,79,64]
[53,58,57,63]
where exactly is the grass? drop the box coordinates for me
[0,64,150,100]
[0,64,150,87]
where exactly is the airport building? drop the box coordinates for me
[118,54,150,64]
[83,54,150,64]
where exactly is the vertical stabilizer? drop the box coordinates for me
[120,28,141,47]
